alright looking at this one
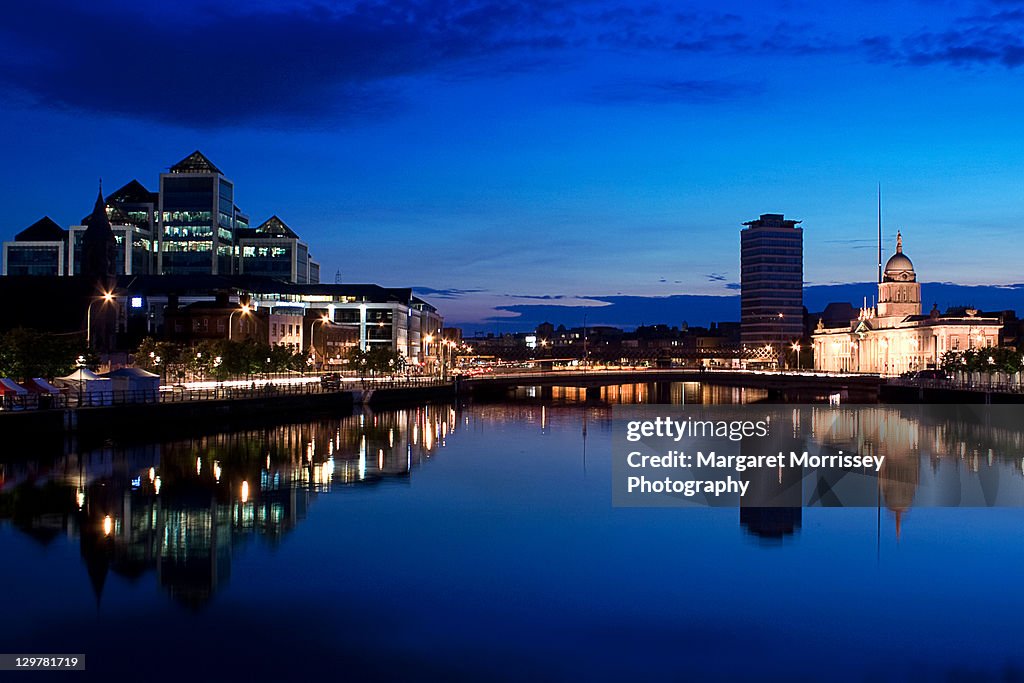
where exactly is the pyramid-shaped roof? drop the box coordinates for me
[169,150,222,174]
[255,215,299,238]
[82,204,132,227]
[16,216,66,242]
[106,179,157,205]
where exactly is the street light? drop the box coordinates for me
[423,334,435,377]
[791,341,801,371]
[312,314,331,371]
[228,303,252,340]
[86,291,115,348]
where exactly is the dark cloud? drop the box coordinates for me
[706,272,727,282]
[503,294,571,300]
[822,238,876,250]
[414,286,486,299]
[3,0,1019,131]
[861,6,1024,68]
[0,0,576,128]
[462,282,1024,330]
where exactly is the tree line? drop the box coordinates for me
[0,328,96,380]
[135,338,408,382]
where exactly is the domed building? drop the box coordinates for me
[812,232,1002,375]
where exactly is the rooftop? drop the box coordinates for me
[168,150,222,175]
[15,216,66,242]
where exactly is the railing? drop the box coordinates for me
[886,376,1024,394]
[0,376,453,412]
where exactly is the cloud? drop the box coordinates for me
[705,272,727,282]
[414,286,486,299]
[5,0,1019,132]
[859,6,1024,69]
[822,238,877,250]
[0,0,576,128]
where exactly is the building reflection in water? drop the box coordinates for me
[4,402,1024,602]
[508,381,768,405]
[0,405,457,609]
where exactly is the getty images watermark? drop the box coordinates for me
[612,405,1024,508]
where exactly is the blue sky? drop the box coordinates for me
[2,0,1024,327]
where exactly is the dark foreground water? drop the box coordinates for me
[2,384,1023,682]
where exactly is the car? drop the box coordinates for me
[320,373,342,390]
[916,369,949,381]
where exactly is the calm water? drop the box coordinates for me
[2,383,1023,682]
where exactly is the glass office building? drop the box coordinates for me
[1,217,67,276]
[158,151,238,275]
[69,180,157,276]
[237,216,319,284]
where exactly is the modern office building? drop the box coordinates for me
[740,213,804,357]
[120,276,442,365]
[157,151,241,276]
[237,216,320,284]
[70,180,157,276]
[1,217,68,276]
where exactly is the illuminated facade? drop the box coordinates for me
[740,213,804,357]
[812,232,1002,374]
[158,151,241,276]
[237,215,320,284]
[71,179,158,276]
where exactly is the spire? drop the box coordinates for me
[83,185,117,283]
[896,230,903,254]
[877,183,882,284]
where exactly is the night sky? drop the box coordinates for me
[2,0,1023,329]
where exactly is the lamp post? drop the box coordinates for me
[776,312,785,371]
[423,334,435,378]
[228,303,251,340]
[791,341,801,372]
[86,291,115,348]
[311,314,331,372]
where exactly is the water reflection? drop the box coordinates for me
[733,406,1024,542]
[4,400,1024,610]
[508,381,768,405]
[0,405,457,608]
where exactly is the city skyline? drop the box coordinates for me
[3,0,1024,326]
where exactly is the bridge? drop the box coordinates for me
[457,368,882,401]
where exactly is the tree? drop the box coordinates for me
[0,328,92,379]
[366,346,405,376]
[346,346,370,375]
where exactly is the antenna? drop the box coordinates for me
[877,183,882,284]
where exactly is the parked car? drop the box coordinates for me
[320,373,342,390]
[916,369,949,381]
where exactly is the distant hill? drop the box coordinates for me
[461,282,1024,333]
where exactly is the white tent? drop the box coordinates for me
[57,368,113,406]
[101,367,160,402]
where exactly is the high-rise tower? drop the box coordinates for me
[740,213,804,355]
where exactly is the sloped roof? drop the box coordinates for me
[169,150,222,174]
[254,215,299,238]
[16,216,66,242]
[83,190,114,241]
[102,367,160,379]
[82,204,131,226]
[106,179,157,205]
